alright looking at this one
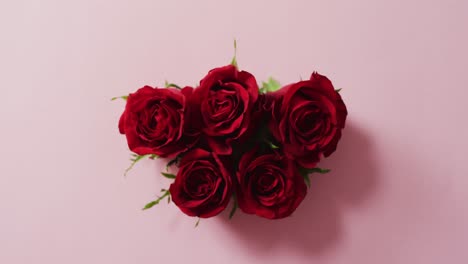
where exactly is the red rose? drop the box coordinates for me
[169,149,232,218]
[236,147,307,219]
[269,73,347,168]
[119,86,198,158]
[192,65,259,155]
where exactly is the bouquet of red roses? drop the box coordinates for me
[115,46,347,221]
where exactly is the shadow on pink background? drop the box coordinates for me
[1,0,468,263]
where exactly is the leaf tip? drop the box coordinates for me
[161,172,176,179]
[304,175,311,188]
[229,196,238,220]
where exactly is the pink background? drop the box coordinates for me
[1,0,468,263]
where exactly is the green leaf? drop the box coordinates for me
[231,58,238,68]
[335,88,342,93]
[260,77,281,93]
[231,39,238,68]
[299,167,330,188]
[229,196,238,219]
[111,95,128,101]
[195,218,201,228]
[124,154,158,177]
[161,172,176,179]
[124,154,147,176]
[142,200,158,210]
[142,190,170,210]
[307,167,331,174]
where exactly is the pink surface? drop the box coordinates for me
[1,0,468,263]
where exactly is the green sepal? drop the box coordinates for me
[164,80,182,89]
[229,194,238,219]
[142,200,158,210]
[161,172,176,179]
[269,141,279,149]
[195,218,201,228]
[306,167,331,174]
[111,95,128,101]
[303,174,311,188]
[299,167,331,188]
[124,154,158,176]
[231,39,238,68]
[335,88,342,93]
[142,189,170,210]
[264,140,280,149]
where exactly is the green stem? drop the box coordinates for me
[142,190,170,210]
